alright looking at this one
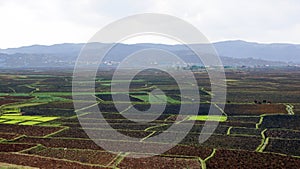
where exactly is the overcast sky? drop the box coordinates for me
[0,0,300,48]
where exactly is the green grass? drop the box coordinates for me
[100,83,112,86]
[34,117,58,122]
[132,94,164,103]
[131,94,180,104]
[188,115,227,122]
[27,95,70,103]
[3,120,22,124]
[0,115,59,125]
[2,113,21,116]
[0,115,40,120]
[0,93,30,96]
[19,121,42,125]
[100,79,145,83]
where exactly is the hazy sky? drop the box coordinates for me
[0,0,300,48]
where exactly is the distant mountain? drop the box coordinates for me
[214,40,300,63]
[0,43,83,56]
[0,40,298,68]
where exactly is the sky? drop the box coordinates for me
[0,0,300,48]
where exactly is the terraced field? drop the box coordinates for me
[0,67,300,168]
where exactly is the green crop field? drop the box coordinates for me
[188,115,227,122]
[0,114,59,125]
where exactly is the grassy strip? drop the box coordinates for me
[144,124,168,131]
[119,105,133,114]
[19,144,46,153]
[93,94,104,102]
[199,158,206,169]
[255,129,268,152]
[164,115,175,122]
[130,94,162,103]
[214,103,228,117]
[1,115,58,122]
[100,79,145,83]
[175,115,190,124]
[8,87,16,93]
[8,135,27,142]
[198,148,216,169]
[285,104,295,115]
[106,152,122,167]
[256,114,265,129]
[43,127,70,138]
[204,148,216,162]
[111,152,129,168]
[187,115,227,122]
[71,112,91,119]
[140,131,156,142]
[74,102,99,113]
[227,127,233,135]
[258,137,270,152]
[200,87,213,96]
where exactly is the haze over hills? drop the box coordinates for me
[0,40,299,68]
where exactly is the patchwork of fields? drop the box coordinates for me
[0,67,300,168]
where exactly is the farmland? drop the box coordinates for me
[0,67,300,168]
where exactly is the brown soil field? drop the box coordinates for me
[206,149,300,169]
[0,152,110,169]
[0,124,64,137]
[224,104,287,115]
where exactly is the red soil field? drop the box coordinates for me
[52,128,153,139]
[163,145,213,159]
[224,104,287,115]
[206,149,300,169]
[17,137,212,156]
[0,153,109,169]
[0,132,21,140]
[0,143,36,152]
[265,129,300,139]
[118,156,201,169]
[0,99,18,106]
[30,148,117,166]
[17,137,104,150]
[0,124,64,137]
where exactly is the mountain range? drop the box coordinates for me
[0,40,299,68]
